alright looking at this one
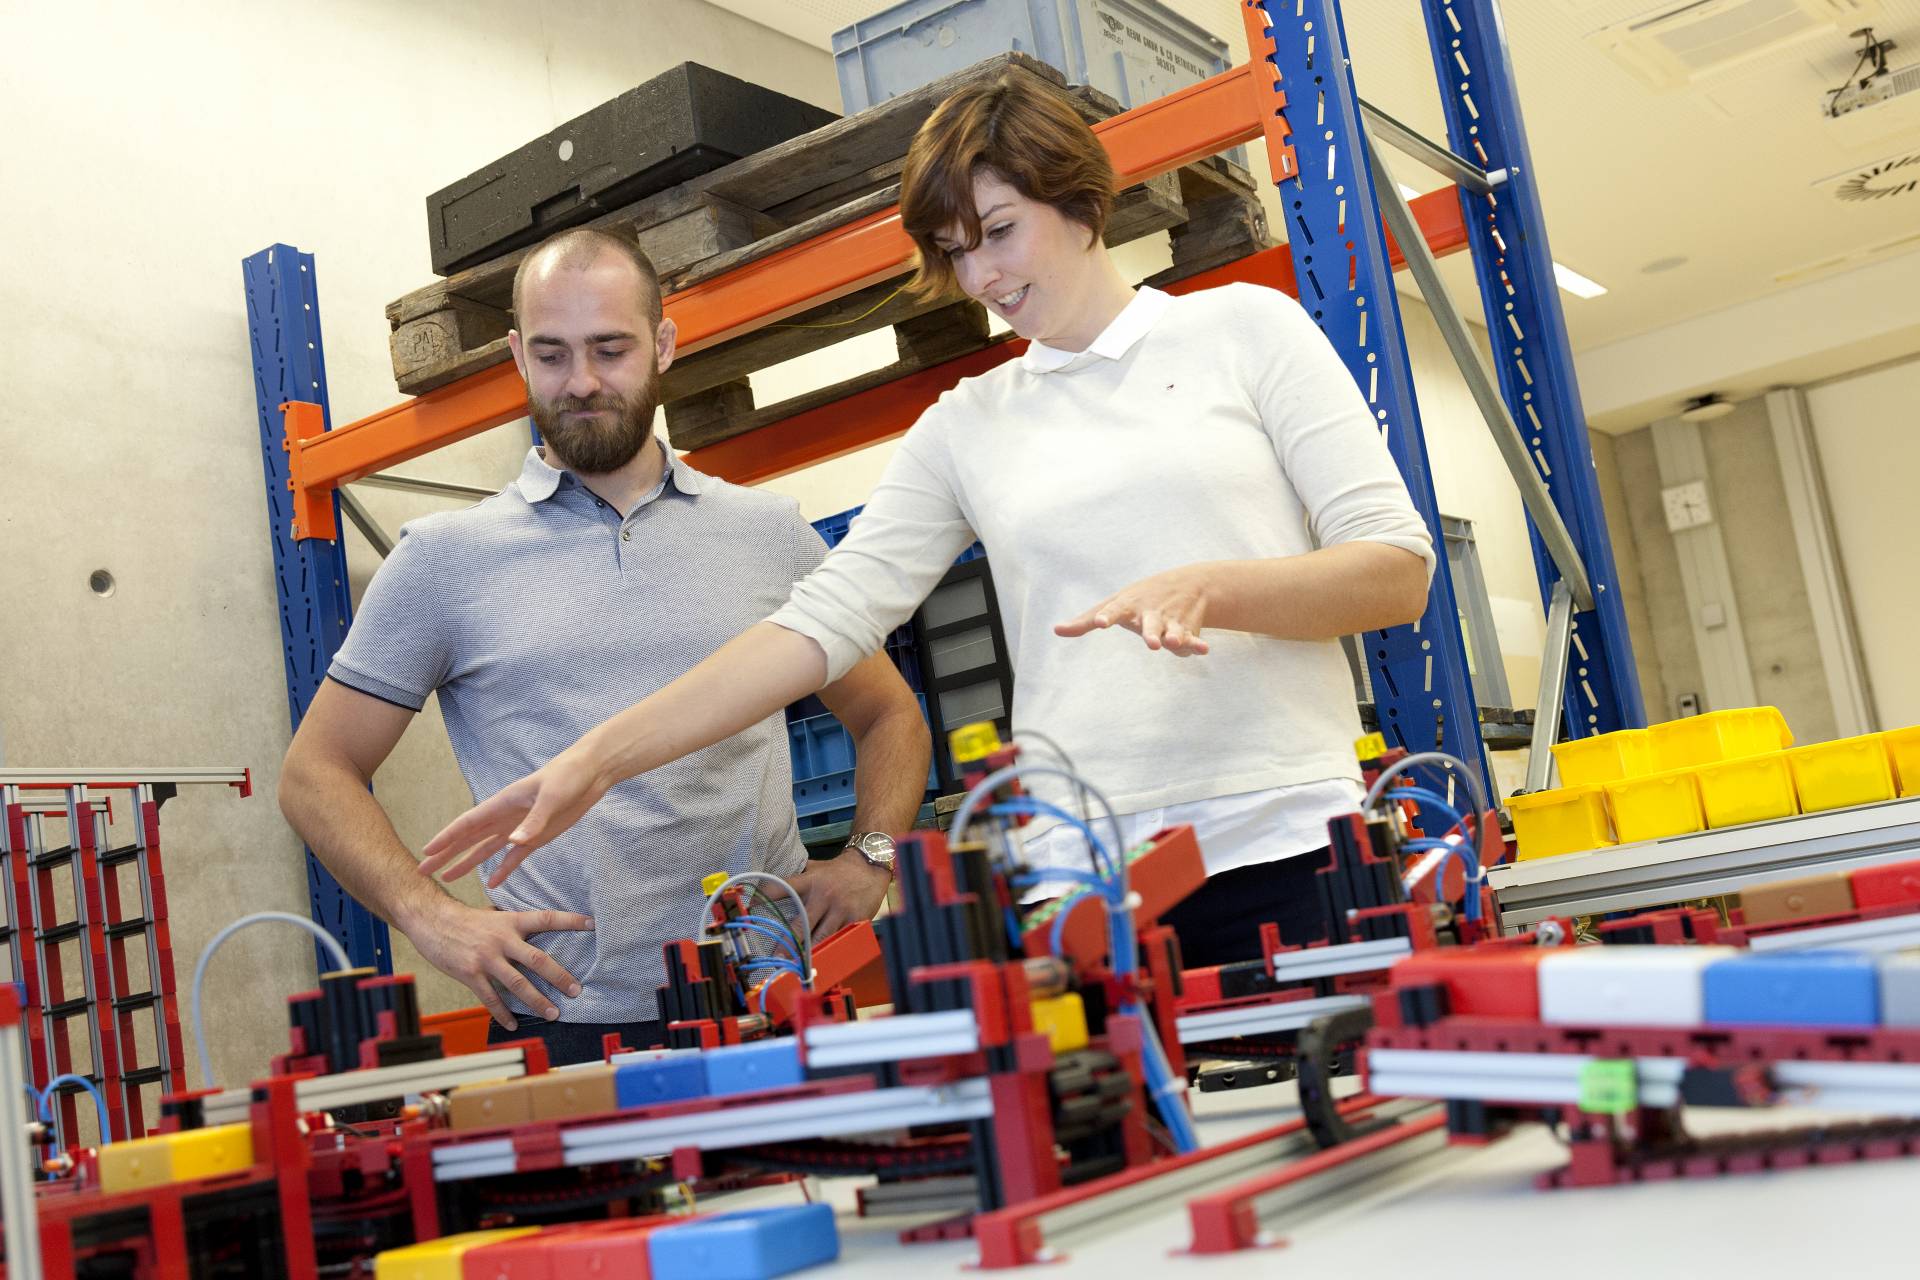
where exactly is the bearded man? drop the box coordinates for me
[278,228,931,1065]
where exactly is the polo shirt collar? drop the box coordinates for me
[514,435,704,504]
[1021,286,1171,373]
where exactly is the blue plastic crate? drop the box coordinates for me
[649,1204,839,1280]
[1703,951,1881,1028]
[830,0,1246,169]
[788,695,937,825]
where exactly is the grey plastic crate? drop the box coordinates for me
[425,63,837,276]
[832,0,1244,167]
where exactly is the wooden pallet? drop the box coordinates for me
[383,53,1272,443]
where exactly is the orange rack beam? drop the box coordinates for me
[282,60,1463,535]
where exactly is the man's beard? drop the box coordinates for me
[528,378,661,475]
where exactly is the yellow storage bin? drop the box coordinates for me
[1649,707,1792,771]
[1886,725,1920,798]
[1786,735,1898,814]
[1603,769,1706,844]
[1696,752,1798,829]
[1508,786,1613,861]
[1552,728,1657,786]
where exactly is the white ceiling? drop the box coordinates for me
[705,0,1920,355]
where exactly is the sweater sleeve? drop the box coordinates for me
[1238,285,1436,576]
[766,406,979,682]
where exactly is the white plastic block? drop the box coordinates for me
[1880,954,1920,1027]
[1538,945,1739,1027]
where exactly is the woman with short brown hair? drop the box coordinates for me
[421,73,1437,968]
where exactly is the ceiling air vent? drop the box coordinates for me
[1589,0,1882,90]
[1813,149,1920,202]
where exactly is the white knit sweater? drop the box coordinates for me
[769,283,1435,829]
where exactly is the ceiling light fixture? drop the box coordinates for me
[1679,393,1737,423]
[1552,261,1608,298]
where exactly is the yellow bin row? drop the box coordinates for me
[1514,724,1920,861]
[1551,707,1793,786]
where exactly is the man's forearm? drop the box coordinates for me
[278,757,450,933]
[847,701,935,837]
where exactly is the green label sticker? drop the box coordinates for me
[1578,1059,1637,1115]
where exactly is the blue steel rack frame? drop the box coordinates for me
[1252,0,1492,791]
[248,0,1643,953]
[243,246,392,973]
[1419,0,1646,736]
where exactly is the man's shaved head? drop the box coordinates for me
[512,227,664,329]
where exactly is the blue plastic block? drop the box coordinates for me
[702,1039,804,1097]
[614,1054,708,1108]
[1703,951,1881,1027]
[649,1204,839,1280]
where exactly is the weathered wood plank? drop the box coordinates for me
[390,196,780,394]
[1147,188,1272,287]
[388,193,779,326]
[662,378,755,445]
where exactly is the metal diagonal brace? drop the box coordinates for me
[1527,579,1577,793]
[1365,136,1594,611]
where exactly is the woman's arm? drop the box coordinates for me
[1055,541,1429,655]
[416,622,828,883]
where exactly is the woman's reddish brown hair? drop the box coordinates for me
[899,72,1117,298]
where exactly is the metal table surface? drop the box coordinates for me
[705,1081,1915,1278]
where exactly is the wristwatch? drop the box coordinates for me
[845,831,897,876]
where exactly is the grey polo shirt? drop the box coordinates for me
[328,441,825,1021]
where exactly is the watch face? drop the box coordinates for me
[855,832,896,865]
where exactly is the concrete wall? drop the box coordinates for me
[0,0,839,1095]
[1597,402,1838,743]
[1805,355,1920,729]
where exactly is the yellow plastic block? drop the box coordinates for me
[1508,786,1613,861]
[374,1229,541,1280]
[1030,993,1089,1054]
[1354,732,1389,762]
[1885,726,1920,798]
[1697,752,1798,829]
[701,871,731,896]
[1552,728,1657,787]
[1603,769,1705,844]
[166,1123,253,1184]
[949,721,1003,765]
[96,1123,255,1195]
[1648,707,1792,771]
[1786,735,1898,814]
[96,1134,174,1196]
